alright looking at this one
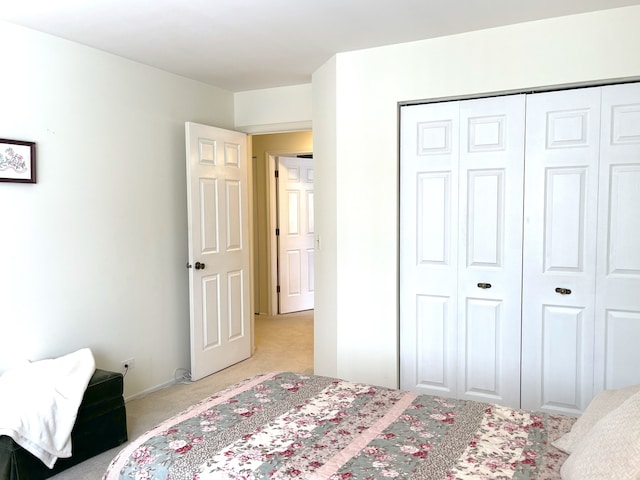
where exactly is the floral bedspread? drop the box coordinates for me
[103,372,574,480]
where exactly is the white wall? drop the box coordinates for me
[312,6,640,389]
[311,57,338,377]
[0,21,235,398]
[235,84,312,133]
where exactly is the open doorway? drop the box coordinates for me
[250,131,313,316]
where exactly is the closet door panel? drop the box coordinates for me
[540,305,588,411]
[458,95,525,407]
[602,310,640,389]
[400,101,460,396]
[466,170,504,265]
[417,173,451,265]
[521,87,601,414]
[415,295,451,390]
[606,166,640,275]
[594,83,640,392]
[463,298,502,396]
[544,167,588,271]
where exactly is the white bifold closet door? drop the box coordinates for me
[521,83,640,414]
[520,87,602,414]
[400,94,525,408]
[522,88,600,413]
[593,83,640,395]
[400,100,460,399]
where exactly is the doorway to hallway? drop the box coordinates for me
[251,131,313,316]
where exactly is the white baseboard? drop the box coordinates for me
[123,378,181,403]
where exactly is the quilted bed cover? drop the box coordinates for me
[103,372,574,480]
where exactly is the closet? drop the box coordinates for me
[399,82,640,414]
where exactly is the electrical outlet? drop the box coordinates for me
[121,358,135,371]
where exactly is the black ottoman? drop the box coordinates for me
[0,369,127,480]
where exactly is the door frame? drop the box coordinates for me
[264,150,313,315]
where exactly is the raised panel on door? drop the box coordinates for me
[400,101,459,396]
[602,310,640,388]
[462,298,502,399]
[539,305,589,414]
[200,178,219,254]
[227,270,245,340]
[202,274,221,348]
[225,179,242,250]
[521,87,601,413]
[457,95,525,408]
[415,295,452,392]
[594,82,640,392]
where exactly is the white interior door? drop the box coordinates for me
[185,122,251,381]
[521,87,601,414]
[277,155,314,313]
[457,95,525,407]
[593,83,640,393]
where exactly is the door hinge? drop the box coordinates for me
[277,285,281,293]
[276,228,280,235]
[274,170,279,178]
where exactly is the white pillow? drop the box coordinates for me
[560,389,640,480]
[553,384,640,454]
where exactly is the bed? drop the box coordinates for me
[103,371,639,480]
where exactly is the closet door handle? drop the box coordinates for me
[477,283,492,289]
[555,287,572,295]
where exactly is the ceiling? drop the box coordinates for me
[2,0,639,92]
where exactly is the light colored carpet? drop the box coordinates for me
[50,311,313,479]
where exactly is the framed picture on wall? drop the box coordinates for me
[0,138,36,183]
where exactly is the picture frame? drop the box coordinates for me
[0,138,36,183]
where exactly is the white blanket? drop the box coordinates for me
[0,348,96,468]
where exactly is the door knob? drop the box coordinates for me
[477,283,492,289]
[194,262,206,270]
[186,262,192,269]
[555,287,572,295]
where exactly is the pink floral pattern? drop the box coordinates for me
[104,373,574,480]
[446,406,560,479]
